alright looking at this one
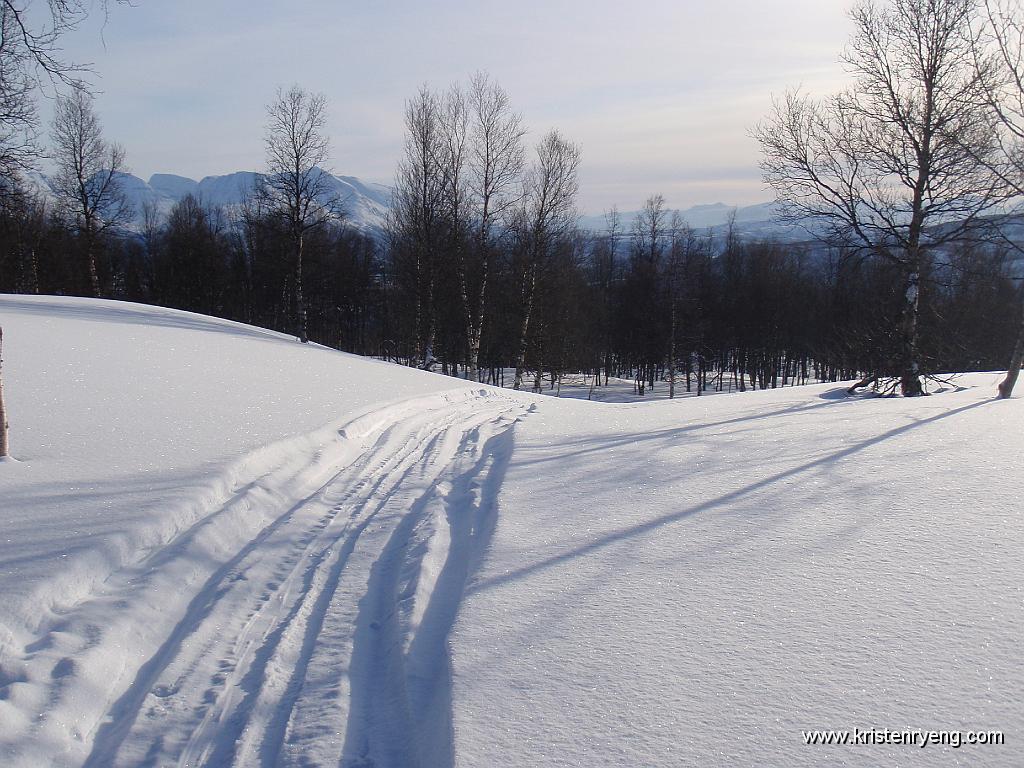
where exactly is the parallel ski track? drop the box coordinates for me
[78,390,523,768]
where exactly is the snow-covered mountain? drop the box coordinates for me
[577,200,820,243]
[27,169,393,236]
[27,166,821,244]
[43,171,1020,253]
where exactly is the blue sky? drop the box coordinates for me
[54,0,853,214]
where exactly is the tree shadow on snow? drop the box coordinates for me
[469,398,990,595]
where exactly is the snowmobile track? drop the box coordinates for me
[68,389,525,768]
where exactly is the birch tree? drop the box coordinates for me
[756,0,1010,395]
[261,85,336,344]
[0,0,131,184]
[512,130,581,390]
[0,326,8,459]
[974,0,1024,397]
[51,88,130,297]
[464,73,525,382]
[390,86,446,366]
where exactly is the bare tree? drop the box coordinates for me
[0,0,131,185]
[390,75,526,376]
[756,0,1010,395]
[998,288,1024,397]
[973,0,1024,397]
[512,129,581,390]
[390,86,446,366]
[261,85,336,343]
[666,211,691,399]
[0,325,8,459]
[51,87,130,297]
[0,6,40,183]
[628,194,670,395]
[1,1,129,85]
[438,83,471,371]
[589,207,622,387]
[464,73,526,382]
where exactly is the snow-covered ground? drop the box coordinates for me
[454,379,1023,767]
[0,295,1020,767]
[475,370,814,402]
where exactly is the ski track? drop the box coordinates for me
[10,389,524,768]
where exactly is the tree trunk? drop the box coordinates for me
[513,265,537,391]
[898,263,924,396]
[0,327,8,459]
[28,248,40,294]
[86,232,101,298]
[463,247,489,384]
[668,303,677,399]
[295,234,308,343]
[998,292,1024,399]
[467,328,481,383]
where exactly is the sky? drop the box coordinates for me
[52,0,854,215]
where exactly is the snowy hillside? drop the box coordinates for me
[0,295,1020,767]
[26,169,392,236]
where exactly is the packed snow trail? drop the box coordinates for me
[4,387,523,768]
[105,392,520,768]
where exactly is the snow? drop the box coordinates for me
[148,173,200,199]
[452,380,1023,767]
[0,294,1021,767]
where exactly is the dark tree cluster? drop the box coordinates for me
[0,169,1019,396]
[383,145,1022,396]
[0,185,383,352]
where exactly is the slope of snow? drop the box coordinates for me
[147,173,199,199]
[0,295,501,766]
[0,295,1020,767]
[0,296,461,619]
[193,170,260,208]
[452,377,1023,768]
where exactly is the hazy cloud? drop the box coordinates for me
[55,0,854,210]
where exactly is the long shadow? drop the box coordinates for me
[403,421,517,768]
[252,425,454,768]
[512,397,850,468]
[469,399,989,595]
[337,426,469,768]
[79,458,361,768]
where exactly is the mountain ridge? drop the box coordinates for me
[25,169,393,236]
[27,167,808,241]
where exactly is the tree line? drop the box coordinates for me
[1,0,1024,420]
[0,149,1018,400]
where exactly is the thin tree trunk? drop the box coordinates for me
[898,263,923,396]
[86,231,101,298]
[423,271,436,368]
[668,303,677,399]
[462,244,490,383]
[513,265,537,390]
[998,293,1024,399]
[295,234,308,343]
[28,247,40,294]
[0,327,9,459]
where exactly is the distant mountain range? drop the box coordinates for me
[576,201,818,243]
[26,169,393,236]
[20,169,844,245]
